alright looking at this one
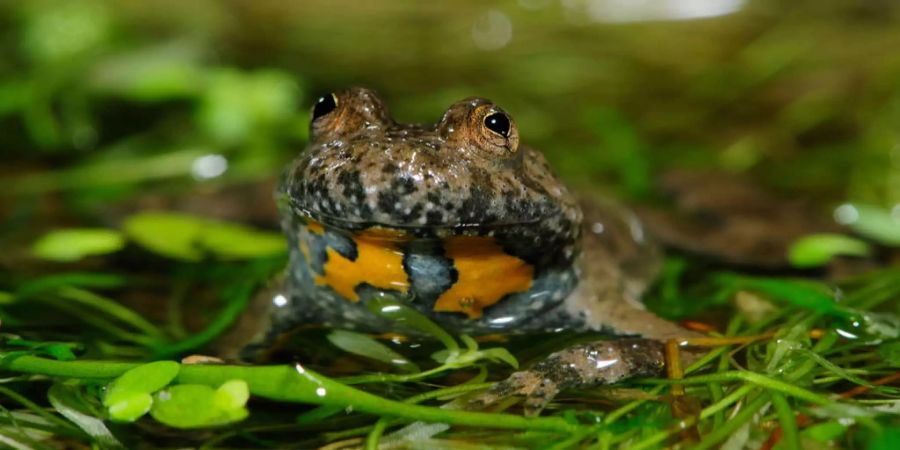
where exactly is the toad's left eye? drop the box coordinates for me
[484,112,511,138]
[312,93,338,120]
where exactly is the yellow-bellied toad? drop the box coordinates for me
[257,87,701,414]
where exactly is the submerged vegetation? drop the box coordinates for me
[1,1,899,448]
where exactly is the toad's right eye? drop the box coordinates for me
[312,93,338,121]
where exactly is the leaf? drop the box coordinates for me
[41,344,77,361]
[123,212,207,261]
[327,330,418,373]
[15,272,128,297]
[478,348,519,369]
[89,42,205,101]
[32,228,125,262]
[803,421,847,442]
[723,275,850,317]
[104,361,180,413]
[214,380,249,412]
[839,204,900,247]
[198,69,299,144]
[878,340,900,367]
[48,383,125,450]
[151,384,247,428]
[106,391,153,422]
[788,233,870,268]
[367,296,459,353]
[200,222,285,260]
[867,426,900,450]
[4,339,78,361]
[123,211,285,261]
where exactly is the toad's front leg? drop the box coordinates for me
[469,280,705,416]
[468,338,670,416]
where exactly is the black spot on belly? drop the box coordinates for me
[404,240,456,302]
[324,230,358,261]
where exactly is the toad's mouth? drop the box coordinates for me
[285,199,549,237]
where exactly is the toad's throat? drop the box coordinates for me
[302,221,536,319]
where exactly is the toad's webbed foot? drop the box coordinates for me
[468,338,667,416]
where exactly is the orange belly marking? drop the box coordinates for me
[314,227,410,302]
[434,236,534,319]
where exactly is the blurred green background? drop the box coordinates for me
[1,2,899,446]
[2,0,899,233]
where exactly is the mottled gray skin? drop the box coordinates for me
[276,87,587,333]
[283,88,581,271]
[253,87,701,414]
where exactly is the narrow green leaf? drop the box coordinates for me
[16,272,128,297]
[367,297,459,353]
[32,229,125,262]
[327,330,418,373]
[878,340,900,367]
[42,344,76,361]
[123,211,285,261]
[123,212,206,261]
[788,233,870,268]
[723,276,849,316]
[478,348,519,369]
[200,222,285,259]
[48,383,125,450]
[867,426,900,450]
[841,204,900,247]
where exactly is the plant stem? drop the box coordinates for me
[770,392,800,450]
[641,371,833,405]
[692,394,770,450]
[0,355,579,433]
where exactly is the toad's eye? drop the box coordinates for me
[312,93,338,120]
[484,112,511,138]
